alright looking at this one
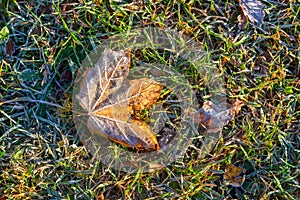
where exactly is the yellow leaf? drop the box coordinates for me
[223,164,246,187]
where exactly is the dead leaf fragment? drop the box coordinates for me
[238,14,247,29]
[224,164,246,187]
[197,100,244,133]
[76,47,161,151]
[5,38,15,57]
[239,0,265,24]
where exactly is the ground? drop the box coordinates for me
[0,0,299,199]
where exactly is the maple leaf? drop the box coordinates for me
[76,47,162,151]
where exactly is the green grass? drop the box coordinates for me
[0,0,299,199]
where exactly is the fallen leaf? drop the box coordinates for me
[5,38,15,57]
[76,47,161,151]
[239,0,264,24]
[238,13,247,30]
[223,164,246,187]
[197,100,244,133]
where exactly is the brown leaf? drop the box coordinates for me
[128,78,164,111]
[197,100,244,133]
[238,13,247,30]
[239,0,265,24]
[223,164,246,187]
[5,38,15,57]
[76,47,161,150]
